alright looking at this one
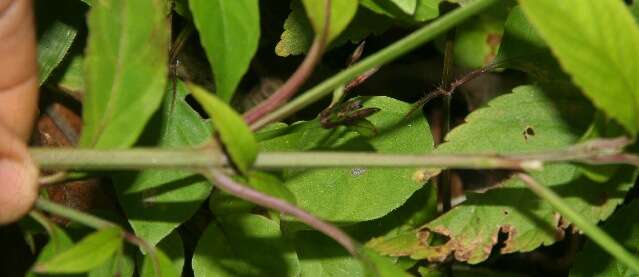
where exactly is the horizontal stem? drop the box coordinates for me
[30,148,539,171]
[29,137,634,171]
[30,147,225,170]
[249,0,498,130]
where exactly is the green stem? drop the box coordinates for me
[29,137,635,171]
[30,148,541,171]
[249,0,498,130]
[516,173,639,274]
[34,198,114,229]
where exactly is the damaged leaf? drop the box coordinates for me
[373,85,636,264]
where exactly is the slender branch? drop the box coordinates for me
[34,198,114,229]
[516,173,639,274]
[243,0,331,127]
[29,137,635,171]
[438,23,457,213]
[39,171,68,186]
[30,147,226,170]
[203,169,359,255]
[248,0,499,130]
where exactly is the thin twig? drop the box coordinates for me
[34,198,114,229]
[516,173,639,274]
[38,171,68,186]
[243,0,332,127]
[203,169,359,255]
[438,24,456,213]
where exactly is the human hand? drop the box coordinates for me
[0,0,39,224]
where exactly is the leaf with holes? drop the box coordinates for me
[80,0,169,148]
[114,81,212,246]
[372,85,636,264]
[189,83,258,174]
[192,214,300,277]
[259,96,433,222]
[33,227,123,274]
[189,0,260,102]
[519,0,639,135]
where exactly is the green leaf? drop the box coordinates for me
[259,96,433,222]
[375,85,637,264]
[276,3,391,57]
[210,171,296,215]
[56,54,85,97]
[301,0,358,43]
[114,81,212,245]
[192,214,300,277]
[141,248,180,277]
[413,0,440,22]
[449,4,509,68]
[89,250,135,277]
[35,0,85,85]
[361,0,415,17]
[571,200,639,277]
[494,6,564,80]
[360,248,410,277]
[518,0,639,135]
[33,227,123,274]
[80,0,169,148]
[28,224,75,277]
[294,231,365,277]
[155,231,185,274]
[361,0,439,21]
[188,0,260,102]
[189,83,258,174]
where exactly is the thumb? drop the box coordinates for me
[0,123,38,224]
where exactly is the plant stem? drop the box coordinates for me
[516,173,639,274]
[204,169,359,255]
[249,0,498,130]
[30,147,225,170]
[34,198,114,229]
[29,138,635,171]
[438,23,457,213]
[243,0,331,127]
